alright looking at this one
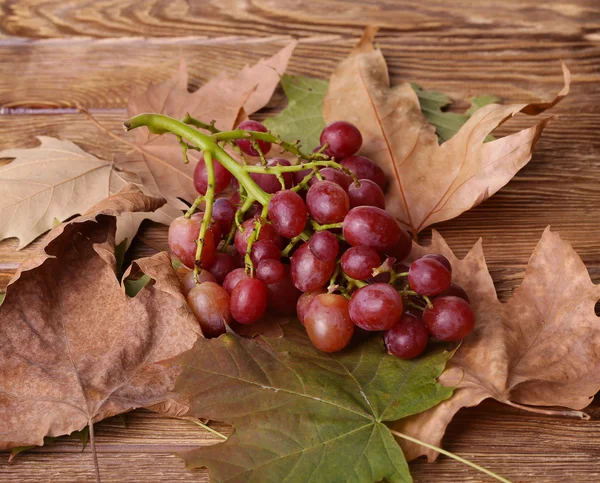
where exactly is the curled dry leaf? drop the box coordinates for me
[0,136,112,249]
[0,137,182,250]
[168,324,453,483]
[323,26,570,234]
[392,228,600,461]
[118,42,297,203]
[0,185,200,451]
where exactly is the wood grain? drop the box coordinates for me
[1,1,600,482]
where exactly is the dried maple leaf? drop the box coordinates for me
[168,324,453,483]
[0,186,200,454]
[119,42,297,203]
[323,27,570,234]
[0,136,113,249]
[0,136,182,250]
[109,167,182,248]
[392,228,600,461]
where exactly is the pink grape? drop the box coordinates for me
[340,155,386,190]
[230,278,268,324]
[235,120,271,157]
[269,190,308,238]
[384,314,429,359]
[349,283,403,331]
[304,293,354,352]
[290,243,336,292]
[320,121,362,158]
[408,257,452,296]
[347,179,385,209]
[423,296,475,341]
[187,282,230,338]
[343,206,401,252]
[306,180,350,224]
[193,155,232,195]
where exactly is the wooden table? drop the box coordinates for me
[1,1,600,481]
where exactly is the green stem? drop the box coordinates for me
[389,430,512,483]
[124,114,271,206]
[243,160,343,174]
[213,130,309,159]
[190,420,227,440]
[244,218,262,276]
[311,221,344,232]
[185,196,204,219]
[193,151,215,283]
[281,235,302,257]
[342,273,367,288]
[422,295,433,309]
[183,114,220,134]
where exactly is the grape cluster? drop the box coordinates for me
[166,119,475,359]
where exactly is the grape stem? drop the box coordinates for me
[342,272,367,288]
[124,113,351,272]
[193,151,215,283]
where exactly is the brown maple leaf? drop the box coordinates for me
[392,229,600,461]
[0,186,200,461]
[118,42,297,203]
[323,27,570,234]
[0,137,183,250]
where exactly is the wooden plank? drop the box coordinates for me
[1,0,598,40]
[0,36,598,109]
[2,401,600,482]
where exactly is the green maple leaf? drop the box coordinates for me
[411,84,500,142]
[264,75,328,152]
[170,324,453,483]
[265,75,498,149]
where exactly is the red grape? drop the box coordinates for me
[250,158,293,193]
[250,239,281,266]
[320,121,362,158]
[343,206,401,252]
[408,257,451,296]
[268,190,308,238]
[187,282,230,338]
[296,288,327,325]
[193,155,232,195]
[207,252,236,284]
[340,155,386,190]
[384,229,412,262]
[256,258,285,284]
[230,277,268,324]
[340,246,381,280]
[168,214,217,269]
[435,283,470,304]
[384,314,429,359]
[422,253,452,274]
[222,268,249,295]
[290,243,336,292]
[212,198,236,233]
[180,268,216,296]
[309,231,339,263]
[304,294,354,352]
[234,217,282,256]
[349,283,403,331]
[308,167,352,190]
[347,179,385,209]
[265,266,302,315]
[235,120,271,157]
[423,296,474,341]
[306,180,350,224]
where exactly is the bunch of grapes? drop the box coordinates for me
[141,114,474,359]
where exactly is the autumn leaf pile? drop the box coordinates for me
[0,26,596,483]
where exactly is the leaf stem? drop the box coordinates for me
[88,421,101,483]
[499,400,590,420]
[190,419,228,440]
[390,429,512,483]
